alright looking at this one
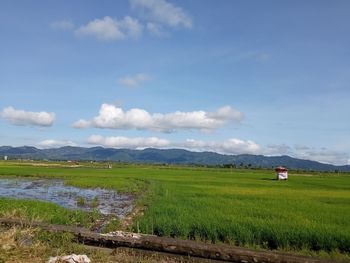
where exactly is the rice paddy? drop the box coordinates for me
[0,160,349,257]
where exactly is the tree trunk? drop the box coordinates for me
[0,218,332,263]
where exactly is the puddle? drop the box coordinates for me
[0,178,134,218]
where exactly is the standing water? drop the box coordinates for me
[0,178,133,218]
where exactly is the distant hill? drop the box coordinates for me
[0,146,349,172]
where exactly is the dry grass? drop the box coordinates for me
[109,247,216,263]
[0,226,48,263]
[1,209,42,223]
[0,225,206,263]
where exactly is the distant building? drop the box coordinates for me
[275,166,288,180]
[4,156,7,161]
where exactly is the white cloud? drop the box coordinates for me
[206,106,243,121]
[1,107,55,127]
[87,135,261,154]
[183,138,262,155]
[53,0,191,40]
[146,22,167,37]
[73,104,243,132]
[292,146,350,166]
[85,135,350,165]
[50,20,75,30]
[118,73,151,88]
[294,144,311,151]
[38,139,77,149]
[88,135,170,149]
[130,0,192,29]
[264,143,349,165]
[265,144,292,155]
[75,16,143,41]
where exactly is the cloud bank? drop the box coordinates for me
[73,104,243,132]
[85,135,350,165]
[183,138,261,155]
[1,107,55,127]
[88,135,170,149]
[87,135,259,154]
[292,147,350,166]
[38,139,77,149]
[264,143,350,165]
[75,16,143,41]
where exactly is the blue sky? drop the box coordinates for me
[0,0,349,165]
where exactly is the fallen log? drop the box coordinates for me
[0,218,332,263]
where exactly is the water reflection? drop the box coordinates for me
[0,178,133,218]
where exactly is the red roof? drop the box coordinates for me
[275,166,288,172]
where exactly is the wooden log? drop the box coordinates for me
[0,218,332,263]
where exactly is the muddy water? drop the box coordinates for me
[0,178,133,218]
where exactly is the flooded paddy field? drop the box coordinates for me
[0,178,133,218]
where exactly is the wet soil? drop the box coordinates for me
[0,178,134,218]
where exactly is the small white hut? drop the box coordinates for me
[275,166,288,180]
[4,156,8,161]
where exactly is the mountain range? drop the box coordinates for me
[0,146,349,172]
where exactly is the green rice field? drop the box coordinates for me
[0,160,349,256]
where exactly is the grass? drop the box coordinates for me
[76,196,86,207]
[90,196,99,208]
[0,225,195,263]
[135,169,350,253]
[0,200,99,228]
[0,160,349,258]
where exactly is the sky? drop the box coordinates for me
[0,0,349,165]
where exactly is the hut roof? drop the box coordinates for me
[275,166,288,172]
